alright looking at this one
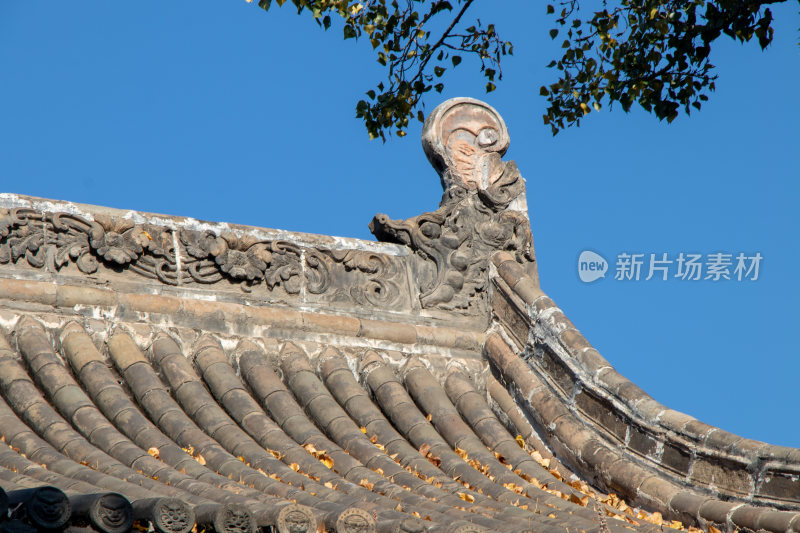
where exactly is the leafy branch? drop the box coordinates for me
[253,0,791,138]
[540,0,783,134]
[254,0,511,139]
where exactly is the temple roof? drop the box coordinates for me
[0,99,797,533]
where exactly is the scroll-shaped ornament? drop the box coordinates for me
[306,249,402,307]
[0,208,47,269]
[0,207,182,282]
[370,98,536,312]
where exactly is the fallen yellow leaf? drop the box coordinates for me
[568,493,589,507]
[503,482,524,495]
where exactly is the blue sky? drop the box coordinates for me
[2,2,798,447]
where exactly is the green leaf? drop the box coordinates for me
[549,28,559,39]
[451,55,461,67]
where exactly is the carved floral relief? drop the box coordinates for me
[0,206,409,310]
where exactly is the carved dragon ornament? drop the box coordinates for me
[370,97,537,312]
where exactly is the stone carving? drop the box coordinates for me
[0,208,179,284]
[0,204,414,311]
[0,209,314,297]
[0,203,419,312]
[276,504,315,533]
[421,97,511,193]
[213,504,255,533]
[26,487,71,530]
[335,508,375,533]
[179,229,305,293]
[89,215,150,265]
[90,493,134,533]
[151,499,194,533]
[307,249,406,308]
[370,97,535,312]
[0,208,46,269]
